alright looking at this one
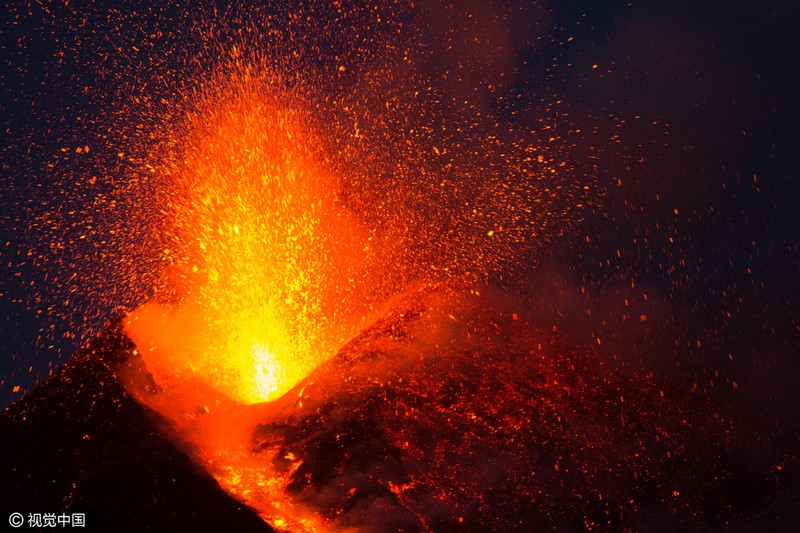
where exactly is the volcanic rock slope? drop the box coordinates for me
[254,283,798,531]
[0,320,273,532]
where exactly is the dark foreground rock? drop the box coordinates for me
[0,319,272,533]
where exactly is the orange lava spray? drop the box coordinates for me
[125,61,381,405]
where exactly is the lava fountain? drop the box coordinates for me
[124,64,382,406]
[121,62,396,529]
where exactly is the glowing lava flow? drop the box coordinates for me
[124,65,379,406]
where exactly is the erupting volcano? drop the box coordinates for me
[2,1,799,532]
[113,55,592,529]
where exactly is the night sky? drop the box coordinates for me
[2,0,798,443]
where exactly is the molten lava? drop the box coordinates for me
[125,66,380,405]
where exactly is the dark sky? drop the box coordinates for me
[2,0,799,413]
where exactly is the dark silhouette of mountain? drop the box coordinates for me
[0,319,272,532]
